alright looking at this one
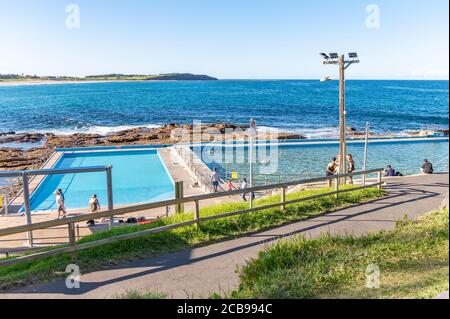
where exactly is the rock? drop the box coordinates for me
[0,131,15,136]
[106,135,140,143]
[0,133,44,144]
[278,134,306,140]
[346,126,357,132]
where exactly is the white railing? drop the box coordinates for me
[175,145,214,192]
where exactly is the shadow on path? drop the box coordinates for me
[6,176,448,296]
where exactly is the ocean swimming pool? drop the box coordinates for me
[195,139,449,185]
[29,150,174,211]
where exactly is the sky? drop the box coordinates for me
[0,0,448,79]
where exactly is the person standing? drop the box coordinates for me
[326,157,337,188]
[88,194,101,214]
[55,189,67,219]
[58,189,65,201]
[241,178,248,201]
[227,180,234,192]
[347,154,355,185]
[211,168,221,193]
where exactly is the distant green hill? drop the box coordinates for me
[146,73,218,81]
[0,73,218,82]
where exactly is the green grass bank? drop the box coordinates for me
[228,208,449,299]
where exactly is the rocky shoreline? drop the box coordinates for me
[0,123,305,171]
[0,123,448,172]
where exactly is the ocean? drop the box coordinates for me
[0,80,448,137]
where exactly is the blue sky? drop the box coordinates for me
[0,0,448,79]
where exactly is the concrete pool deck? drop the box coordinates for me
[0,147,245,253]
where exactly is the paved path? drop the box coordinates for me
[1,174,448,299]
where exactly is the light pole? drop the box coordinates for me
[362,121,370,186]
[248,118,257,208]
[320,52,360,184]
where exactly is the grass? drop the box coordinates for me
[227,208,449,299]
[117,290,167,299]
[0,186,384,291]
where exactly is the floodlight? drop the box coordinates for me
[329,53,339,59]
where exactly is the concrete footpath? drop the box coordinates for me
[1,174,448,299]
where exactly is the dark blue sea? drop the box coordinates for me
[0,80,448,137]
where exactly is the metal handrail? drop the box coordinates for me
[0,168,384,267]
[176,145,215,192]
[0,166,110,178]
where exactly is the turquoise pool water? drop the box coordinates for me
[30,150,174,211]
[195,139,449,185]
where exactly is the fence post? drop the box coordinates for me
[362,122,370,187]
[1,194,8,216]
[377,171,383,191]
[281,187,286,211]
[67,222,77,260]
[175,181,184,214]
[335,176,339,200]
[4,195,8,216]
[194,200,200,229]
[106,166,114,229]
[21,172,34,248]
[76,224,80,241]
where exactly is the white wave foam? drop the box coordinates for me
[18,124,162,136]
[257,126,340,138]
[384,86,448,93]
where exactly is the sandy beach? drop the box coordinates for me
[0,79,133,87]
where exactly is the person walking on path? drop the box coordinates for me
[55,189,67,219]
[211,168,221,192]
[241,178,255,202]
[88,194,101,214]
[58,189,65,201]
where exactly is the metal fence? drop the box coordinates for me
[0,165,115,247]
[0,168,384,267]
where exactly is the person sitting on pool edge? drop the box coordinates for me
[88,194,101,214]
[421,159,434,175]
[384,165,396,177]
